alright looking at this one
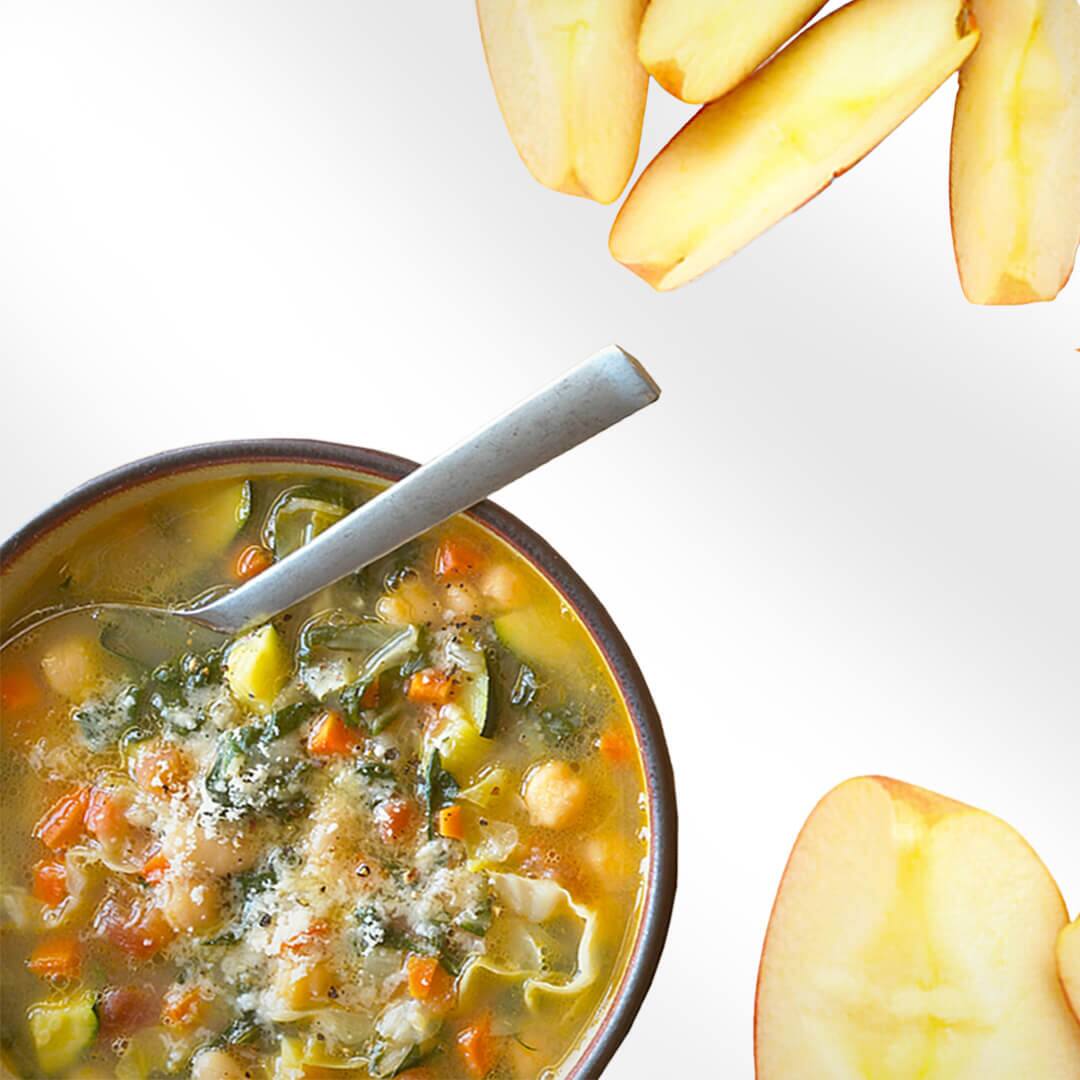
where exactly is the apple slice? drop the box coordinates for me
[1061,918,1080,1025]
[755,777,1080,1078]
[950,0,1080,305]
[638,0,827,105]
[476,0,649,204]
[610,0,979,291]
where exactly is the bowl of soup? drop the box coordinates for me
[0,440,676,1080]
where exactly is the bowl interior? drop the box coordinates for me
[0,439,677,1079]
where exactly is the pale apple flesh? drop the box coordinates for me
[610,0,979,291]
[950,0,1080,305]
[755,777,1080,1079]
[638,0,827,105]
[476,0,649,205]
[1061,919,1080,1025]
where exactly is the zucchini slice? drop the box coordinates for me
[28,991,98,1075]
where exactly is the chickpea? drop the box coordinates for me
[443,582,482,618]
[190,1049,249,1080]
[161,872,222,934]
[479,563,525,612]
[523,760,588,830]
[163,820,255,876]
[581,832,632,882]
[40,637,101,702]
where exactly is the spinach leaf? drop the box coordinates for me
[218,1012,260,1047]
[455,894,493,938]
[204,709,313,817]
[510,664,539,709]
[537,704,585,747]
[261,700,317,741]
[340,672,400,735]
[419,750,459,840]
[74,684,140,751]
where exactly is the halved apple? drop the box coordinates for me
[638,0,827,105]
[755,777,1080,1078]
[610,0,979,291]
[1061,918,1080,1025]
[476,0,649,204]
[950,0,1080,305]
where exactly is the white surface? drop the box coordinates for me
[1,4,1078,1076]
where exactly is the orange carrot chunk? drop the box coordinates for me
[142,852,170,886]
[437,804,466,841]
[31,859,68,908]
[33,787,90,851]
[407,954,454,1006]
[28,936,81,980]
[162,986,209,1029]
[307,710,359,756]
[598,728,634,765]
[435,537,486,579]
[406,669,455,706]
[235,544,273,581]
[0,667,41,712]
[375,798,416,843]
[457,1012,498,1079]
[85,786,130,844]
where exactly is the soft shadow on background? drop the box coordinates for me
[1,3,1078,1075]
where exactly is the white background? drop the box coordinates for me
[1,3,1078,1076]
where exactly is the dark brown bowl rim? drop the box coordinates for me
[1,438,678,1079]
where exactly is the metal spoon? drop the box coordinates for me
[2,346,659,655]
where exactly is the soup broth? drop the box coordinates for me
[0,471,647,1080]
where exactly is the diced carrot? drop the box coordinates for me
[85,787,130,844]
[435,537,486,580]
[406,669,455,706]
[96,894,174,959]
[161,985,209,1029]
[31,859,68,908]
[33,787,90,851]
[437,804,466,841]
[0,667,41,712]
[406,954,454,1007]
[28,936,81,980]
[98,985,158,1035]
[235,544,274,581]
[598,728,634,765]
[396,1070,436,1080]
[358,679,381,709]
[375,798,416,844]
[142,852,170,886]
[133,745,190,796]
[279,919,330,957]
[306,710,359,756]
[457,1012,498,1079]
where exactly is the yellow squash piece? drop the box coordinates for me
[611,0,979,291]
[225,624,290,712]
[755,776,1080,1079]
[639,0,827,104]
[950,0,1080,304]
[476,0,649,203]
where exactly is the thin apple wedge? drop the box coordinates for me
[950,0,1080,305]
[755,777,1080,1079]
[610,0,979,291]
[476,0,649,204]
[1061,918,1080,1025]
[638,0,827,105]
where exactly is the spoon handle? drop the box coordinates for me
[192,346,660,634]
